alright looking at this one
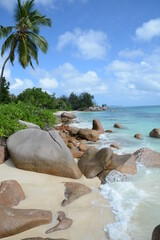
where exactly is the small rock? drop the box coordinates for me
[110,143,120,149]
[0,206,52,238]
[149,128,160,138]
[105,130,113,133]
[69,127,79,135]
[61,182,91,206]
[92,119,104,134]
[79,143,88,152]
[70,149,84,159]
[0,180,25,207]
[46,211,72,234]
[61,112,76,119]
[78,129,99,142]
[0,146,7,164]
[113,123,124,129]
[134,133,143,139]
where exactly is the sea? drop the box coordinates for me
[72,106,160,240]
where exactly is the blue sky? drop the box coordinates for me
[0,0,160,106]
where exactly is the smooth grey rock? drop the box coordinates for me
[18,120,40,129]
[7,129,82,179]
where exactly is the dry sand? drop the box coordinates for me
[0,159,114,240]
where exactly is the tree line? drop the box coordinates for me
[0,77,94,111]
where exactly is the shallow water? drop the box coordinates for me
[74,106,160,240]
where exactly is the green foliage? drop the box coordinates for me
[0,77,11,103]
[0,103,57,138]
[17,87,56,109]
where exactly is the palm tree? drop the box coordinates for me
[0,0,51,94]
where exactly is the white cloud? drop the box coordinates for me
[107,48,160,97]
[135,18,160,41]
[56,63,108,94]
[57,28,109,60]
[118,49,144,59]
[39,77,59,89]
[10,78,34,94]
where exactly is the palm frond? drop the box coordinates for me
[31,15,52,27]
[0,26,13,40]
[14,0,22,22]
[17,37,28,68]
[27,31,48,53]
[27,37,38,64]
[1,33,15,56]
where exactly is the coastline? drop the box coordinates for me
[2,159,113,240]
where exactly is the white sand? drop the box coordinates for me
[0,159,113,240]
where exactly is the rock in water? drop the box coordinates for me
[113,123,124,129]
[78,147,113,178]
[149,128,160,138]
[134,133,143,139]
[7,129,82,179]
[92,119,104,134]
[61,112,76,119]
[0,206,52,238]
[0,180,25,207]
[61,182,91,206]
[133,148,160,168]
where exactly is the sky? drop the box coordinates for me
[0,0,160,106]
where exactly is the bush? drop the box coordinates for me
[0,103,57,139]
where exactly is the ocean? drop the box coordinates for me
[72,106,160,240]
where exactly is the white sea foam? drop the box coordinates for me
[100,171,148,240]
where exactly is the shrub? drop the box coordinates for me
[0,103,57,139]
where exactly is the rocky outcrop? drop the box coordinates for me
[7,129,82,179]
[110,143,120,149]
[78,148,113,178]
[133,148,160,167]
[149,128,160,138]
[107,153,137,175]
[18,120,40,129]
[113,123,124,129]
[134,133,143,139]
[61,182,91,206]
[92,119,104,134]
[0,180,25,207]
[46,211,72,234]
[0,206,52,238]
[78,129,99,142]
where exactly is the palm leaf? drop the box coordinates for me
[1,33,15,57]
[27,37,38,64]
[0,26,13,40]
[17,37,28,68]
[27,32,48,53]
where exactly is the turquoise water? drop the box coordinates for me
[73,106,160,240]
[75,106,160,153]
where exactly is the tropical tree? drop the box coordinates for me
[0,0,51,94]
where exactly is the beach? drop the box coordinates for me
[1,158,113,240]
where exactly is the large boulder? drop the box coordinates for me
[78,147,113,178]
[133,148,160,167]
[18,120,40,129]
[78,129,99,142]
[61,112,76,119]
[149,128,160,138]
[0,180,25,207]
[152,225,160,240]
[69,126,79,135]
[0,206,52,238]
[107,153,137,175]
[61,182,91,206]
[7,129,82,179]
[92,119,104,134]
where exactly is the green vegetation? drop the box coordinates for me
[0,77,11,103]
[0,0,51,94]
[0,103,57,139]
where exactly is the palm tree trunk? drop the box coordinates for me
[0,55,10,95]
